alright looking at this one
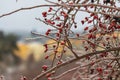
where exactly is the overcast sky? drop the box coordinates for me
[1,0,119,33]
[0,0,87,33]
[0,0,52,33]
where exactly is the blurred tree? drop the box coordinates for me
[0,31,20,65]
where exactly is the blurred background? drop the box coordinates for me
[0,30,49,80]
[0,0,53,80]
[0,30,82,80]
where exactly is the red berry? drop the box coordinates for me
[90,6,94,8]
[61,41,65,45]
[106,37,110,41]
[45,32,49,36]
[54,50,58,54]
[76,34,80,37]
[43,44,48,48]
[100,53,104,57]
[56,23,62,27]
[63,50,66,53]
[45,55,49,59]
[84,26,89,31]
[89,29,92,33]
[42,65,48,71]
[55,16,60,20]
[84,46,88,51]
[20,76,27,80]
[50,21,55,25]
[74,25,77,28]
[90,43,95,48]
[113,35,117,39]
[48,7,52,12]
[44,48,48,53]
[81,20,84,25]
[96,67,103,73]
[85,17,88,21]
[90,13,95,17]
[117,25,120,29]
[107,64,112,68]
[93,15,98,19]
[46,19,51,24]
[59,28,62,33]
[42,12,47,17]
[56,33,60,37]
[88,20,93,23]
[86,56,90,60]
[60,11,68,18]
[63,13,68,18]
[45,29,51,36]
[97,78,102,80]
[57,61,62,65]
[104,71,108,74]
[92,27,97,32]
[88,34,93,39]
[47,29,51,32]
[53,45,56,48]
[91,61,94,65]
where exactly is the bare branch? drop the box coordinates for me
[52,57,120,80]
[0,4,59,18]
[33,47,120,80]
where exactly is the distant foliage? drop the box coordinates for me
[0,31,19,64]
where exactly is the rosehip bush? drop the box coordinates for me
[0,0,120,80]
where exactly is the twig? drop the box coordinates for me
[0,4,59,18]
